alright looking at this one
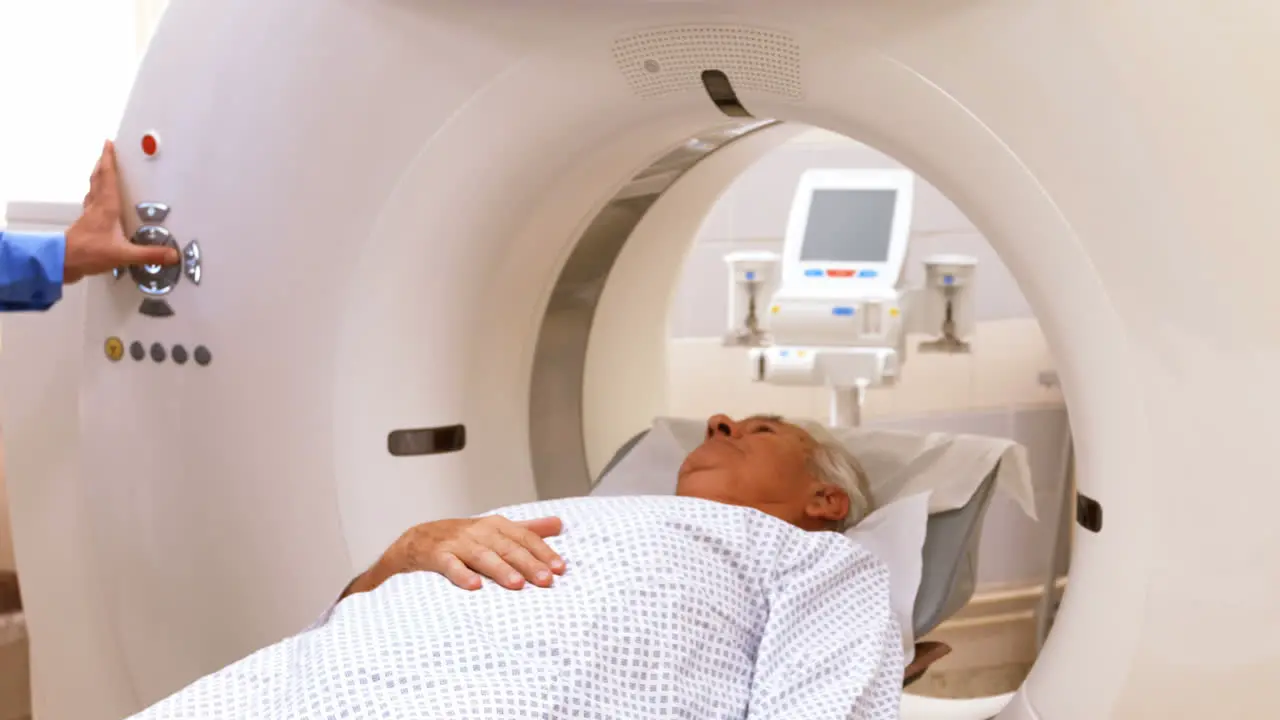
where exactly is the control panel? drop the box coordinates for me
[117,198,203,318]
[100,133,214,366]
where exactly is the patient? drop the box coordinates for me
[343,413,878,597]
[130,414,903,720]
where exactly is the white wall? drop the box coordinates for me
[665,128,1072,587]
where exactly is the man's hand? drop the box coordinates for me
[63,140,180,283]
[344,515,565,597]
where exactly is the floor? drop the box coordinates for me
[0,612,29,720]
[908,661,1031,699]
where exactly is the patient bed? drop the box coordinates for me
[120,421,1030,719]
[593,422,1017,686]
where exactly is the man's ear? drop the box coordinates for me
[805,485,850,525]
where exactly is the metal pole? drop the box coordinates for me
[829,383,866,428]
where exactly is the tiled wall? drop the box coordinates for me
[664,128,1072,587]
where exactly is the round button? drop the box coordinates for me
[172,344,188,365]
[150,343,166,363]
[193,346,212,366]
[129,226,182,296]
[104,337,124,362]
[141,132,160,158]
[129,341,145,361]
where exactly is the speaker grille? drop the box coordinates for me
[612,25,802,100]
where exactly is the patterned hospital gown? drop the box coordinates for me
[131,495,904,719]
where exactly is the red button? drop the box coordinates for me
[141,133,159,157]
[826,269,855,278]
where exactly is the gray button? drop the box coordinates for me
[193,346,212,366]
[129,225,182,296]
[138,298,174,318]
[129,341,145,361]
[150,343,166,363]
[135,203,170,223]
[172,345,188,365]
[183,239,201,286]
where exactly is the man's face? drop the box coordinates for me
[675,414,850,530]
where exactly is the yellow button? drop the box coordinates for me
[104,336,124,362]
[889,307,900,317]
[771,305,780,314]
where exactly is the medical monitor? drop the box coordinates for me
[780,169,915,293]
[799,189,898,263]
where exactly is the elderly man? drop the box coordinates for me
[131,414,904,720]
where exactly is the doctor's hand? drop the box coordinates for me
[343,515,566,598]
[63,140,180,284]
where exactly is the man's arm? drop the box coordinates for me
[0,141,181,311]
[0,231,65,311]
[301,515,565,631]
[747,537,904,720]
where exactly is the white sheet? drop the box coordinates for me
[130,496,904,720]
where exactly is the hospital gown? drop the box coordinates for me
[131,495,904,719]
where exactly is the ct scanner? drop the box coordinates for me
[2,0,1280,718]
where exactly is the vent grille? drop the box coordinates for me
[612,25,802,100]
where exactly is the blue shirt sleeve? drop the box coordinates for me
[0,230,65,311]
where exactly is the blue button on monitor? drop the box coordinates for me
[804,269,824,277]
[780,350,790,357]
[943,275,955,286]
[858,269,878,278]
[832,306,855,316]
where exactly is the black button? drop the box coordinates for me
[172,345,188,365]
[138,299,174,318]
[193,346,212,366]
[129,341,145,361]
[150,343,166,363]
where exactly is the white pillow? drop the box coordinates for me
[607,417,1036,519]
[844,491,931,664]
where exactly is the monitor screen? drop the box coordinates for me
[798,188,898,263]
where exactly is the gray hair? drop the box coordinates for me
[788,418,876,531]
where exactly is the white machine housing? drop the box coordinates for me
[745,169,922,420]
[769,168,914,349]
[5,3,1280,720]
[741,170,982,418]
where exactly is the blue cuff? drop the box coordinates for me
[0,231,65,311]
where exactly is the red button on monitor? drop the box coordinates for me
[826,269,855,278]
[141,132,160,158]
